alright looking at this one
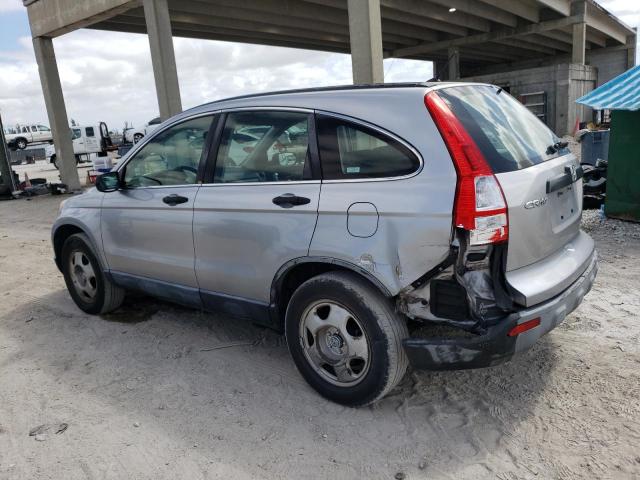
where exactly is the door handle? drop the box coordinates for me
[163,194,189,206]
[546,165,584,193]
[272,193,311,208]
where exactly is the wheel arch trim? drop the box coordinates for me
[268,256,394,329]
[52,219,107,272]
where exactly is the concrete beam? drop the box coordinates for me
[304,0,468,35]
[143,0,182,120]
[26,0,139,37]
[381,0,490,32]
[522,34,572,52]
[347,0,384,84]
[535,0,570,16]
[380,7,467,36]
[478,0,539,23]
[495,38,556,56]
[585,27,608,48]
[426,0,518,27]
[96,21,350,54]
[164,2,437,43]
[32,37,81,192]
[585,6,627,44]
[392,14,582,57]
[585,0,636,44]
[572,22,586,64]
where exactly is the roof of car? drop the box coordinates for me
[203,82,441,106]
[210,82,442,103]
[178,81,474,122]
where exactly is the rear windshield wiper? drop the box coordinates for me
[546,140,569,155]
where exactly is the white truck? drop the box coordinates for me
[123,116,161,144]
[47,122,114,169]
[5,124,53,150]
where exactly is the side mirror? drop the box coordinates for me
[95,171,121,192]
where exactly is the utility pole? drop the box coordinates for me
[0,113,18,194]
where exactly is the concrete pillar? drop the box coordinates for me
[448,46,460,80]
[143,0,182,120]
[572,22,586,64]
[0,115,18,192]
[627,35,637,68]
[347,0,384,84]
[33,36,81,191]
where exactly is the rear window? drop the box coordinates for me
[437,85,568,173]
[317,115,420,180]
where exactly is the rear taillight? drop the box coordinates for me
[425,91,508,245]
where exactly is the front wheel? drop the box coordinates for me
[285,271,408,406]
[61,233,124,314]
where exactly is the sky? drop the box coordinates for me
[0,0,638,132]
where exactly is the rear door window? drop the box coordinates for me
[436,85,569,173]
[214,111,312,183]
[316,115,420,180]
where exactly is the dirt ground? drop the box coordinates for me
[0,192,639,480]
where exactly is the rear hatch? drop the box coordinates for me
[434,84,594,306]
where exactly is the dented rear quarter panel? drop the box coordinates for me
[305,88,457,295]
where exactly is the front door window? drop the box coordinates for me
[123,116,213,187]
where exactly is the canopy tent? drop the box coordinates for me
[577,65,640,222]
[577,64,640,111]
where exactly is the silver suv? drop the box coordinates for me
[52,83,597,406]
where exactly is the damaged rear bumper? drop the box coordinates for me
[403,250,598,371]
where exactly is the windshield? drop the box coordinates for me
[437,85,569,173]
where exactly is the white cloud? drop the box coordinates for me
[0,0,22,13]
[0,0,637,132]
[0,28,431,132]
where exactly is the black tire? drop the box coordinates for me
[133,133,143,143]
[16,138,27,150]
[51,154,58,169]
[61,233,125,314]
[285,271,409,406]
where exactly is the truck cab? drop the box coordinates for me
[48,122,113,169]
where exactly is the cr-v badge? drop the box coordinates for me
[524,197,548,209]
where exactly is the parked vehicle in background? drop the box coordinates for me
[47,122,114,169]
[52,83,598,406]
[5,123,53,150]
[123,116,161,144]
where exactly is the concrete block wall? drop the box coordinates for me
[587,48,630,86]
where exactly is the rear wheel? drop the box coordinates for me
[285,271,408,406]
[16,138,27,150]
[61,233,124,314]
[133,133,143,143]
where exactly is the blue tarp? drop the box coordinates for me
[576,65,640,111]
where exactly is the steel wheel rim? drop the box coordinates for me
[68,250,97,302]
[299,300,371,387]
